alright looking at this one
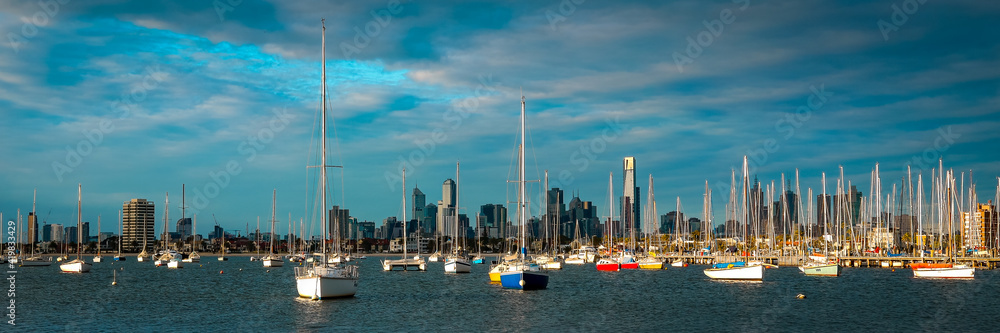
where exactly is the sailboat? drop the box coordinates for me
[93,215,103,263]
[445,161,472,274]
[60,184,92,273]
[497,93,549,290]
[912,167,974,279]
[262,189,284,268]
[21,190,52,267]
[704,157,764,281]
[294,19,359,299]
[596,172,622,272]
[535,171,563,270]
[216,214,229,261]
[637,175,664,270]
[137,207,149,262]
[800,172,841,276]
[181,185,200,263]
[382,168,427,271]
[114,210,126,261]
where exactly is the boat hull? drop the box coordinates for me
[499,270,548,290]
[92,256,103,263]
[799,263,841,276]
[19,258,53,267]
[167,260,183,269]
[444,258,472,273]
[639,261,664,270]
[59,260,92,273]
[565,257,585,265]
[621,262,639,270]
[596,260,620,272]
[295,266,358,299]
[382,258,427,271]
[541,260,562,270]
[263,259,284,267]
[913,266,975,279]
[704,264,764,281]
[488,263,507,282]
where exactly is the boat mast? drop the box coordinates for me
[403,167,407,259]
[519,93,526,260]
[164,192,170,252]
[455,161,460,256]
[270,189,276,256]
[77,184,82,259]
[320,18,329,262]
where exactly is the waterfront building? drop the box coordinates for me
[122,198,156,252]
[622,157,642,236]
[176,217,192,240]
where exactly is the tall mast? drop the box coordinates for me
[164,192,170,251]
[519,93,526,260]
[544,170,549,255]
[321,19,329,259]
[77,184,82,258]
[403,167,407,258]
[270,189,276,255]
[455,161,460,255]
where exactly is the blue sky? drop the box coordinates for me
[1,0,999,236]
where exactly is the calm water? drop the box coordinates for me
[8,256,999,332]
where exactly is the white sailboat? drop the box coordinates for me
[294,19,359,299]
[60,184,92,273]
[136,207,149,262]
[262,189,284,268]
[445,161,472,274]
[704,157,763,281]
[800,172,841,277]
[114,210,126,261]
[181,185,200,263]
[93,215,103,263]
[382,168,427,271]
[912,167,974,279]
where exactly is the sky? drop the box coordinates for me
[1,0,999,236]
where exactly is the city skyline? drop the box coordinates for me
[2,1,999,235]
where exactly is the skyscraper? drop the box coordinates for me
[27,212,37,245]
[122,198,156,252]
[436,179,456,237]
[412,186,425,227]
[622,157,641,237]
[176,217,192,240]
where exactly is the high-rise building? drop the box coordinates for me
[42,223,53,242]
[328,206,350,240]
[176,217,192,240]
[81,222,90,244]
[49,224,64,243]
[412,186,425,228]
[27,212,37,245]
[422,203,437,235]
[66,226,78,244]
[436,179,456,237]
[122,198,156,252]
[479,204,507,238]
[211,225,225,240]
[566,195,597,239]
[622,157,641,237]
